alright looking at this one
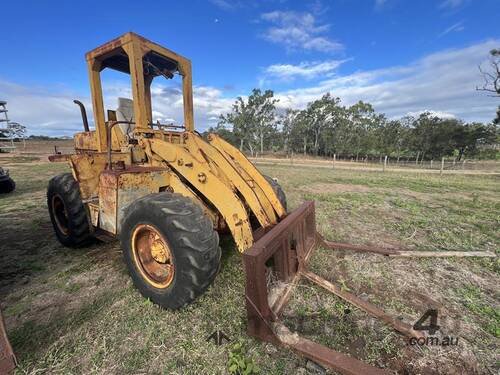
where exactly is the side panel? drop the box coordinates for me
[73,128,126,152]
[97,168,218,234]
[98,171,119,233]
[98,169,170,234]
[69,152,131,200]
[74,131,98,151]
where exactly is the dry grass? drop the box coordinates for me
[0,158,498,374]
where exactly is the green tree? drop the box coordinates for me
[248,89,279,154]
[290,109,310,156]
[278,108,299,154]
[218,96,254,152]
[493,106,500,125]
[304,94,339,156]
[376,119,409,160]
[453,122,497,160]
[219,89,278,155]
[411,113,458,160]
[345,101,383,159]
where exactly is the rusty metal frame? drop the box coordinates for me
[85,32,195,152]
[244,201,426,375]
[0,310,16,374]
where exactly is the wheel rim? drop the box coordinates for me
[131,224,175,289]
[52,194,69,235]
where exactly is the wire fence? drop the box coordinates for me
[251,152,500,173]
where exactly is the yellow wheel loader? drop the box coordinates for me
[47,33,458,374]
[47,32,288,309]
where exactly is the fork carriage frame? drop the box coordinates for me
[244,201,428,375]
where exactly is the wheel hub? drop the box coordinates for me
[51,194,69,235]
[131,224,175,288]
[151,236,168,263]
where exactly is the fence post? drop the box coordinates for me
[462,159,466,170]
[440,157,444,176]
[333,153,336,169]
[453,158,456,167]
[383,155,387,172]
[430,160,433,169]
[290,151,293,165]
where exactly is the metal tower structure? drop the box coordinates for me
[0,101,16,152]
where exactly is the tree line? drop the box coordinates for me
[212,47,500,161]
[212,89,498,161]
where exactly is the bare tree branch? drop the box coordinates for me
[477,49,500,97]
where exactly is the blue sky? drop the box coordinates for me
[1,0,499,135]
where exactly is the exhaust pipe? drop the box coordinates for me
[73,100,90,132]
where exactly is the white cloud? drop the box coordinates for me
[209,0,238,11]
[439,0,465,9]
[0,80,88,136]
[264,59,347,81]
[260,11,343,53]
[406,110,456,119]
[272,39,500,123]
[439,21,465,37]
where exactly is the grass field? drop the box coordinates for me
[0,157,498,374]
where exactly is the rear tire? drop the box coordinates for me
[120,193,221,309]
[47,173,92,247]
[264,175,287,212]
[0,177,15,194]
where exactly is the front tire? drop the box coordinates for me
[120,193,221,309]
[47,173,92,247]
[264,175,287,212]
[0,176,15,194]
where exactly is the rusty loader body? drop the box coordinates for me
[48,32,290,312]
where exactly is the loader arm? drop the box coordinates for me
[183,132,277,227]
[207,134,286,218]
[147,138,254,252]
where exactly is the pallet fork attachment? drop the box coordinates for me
[244,201,426,375]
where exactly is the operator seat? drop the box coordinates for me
[116,97,134,136]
